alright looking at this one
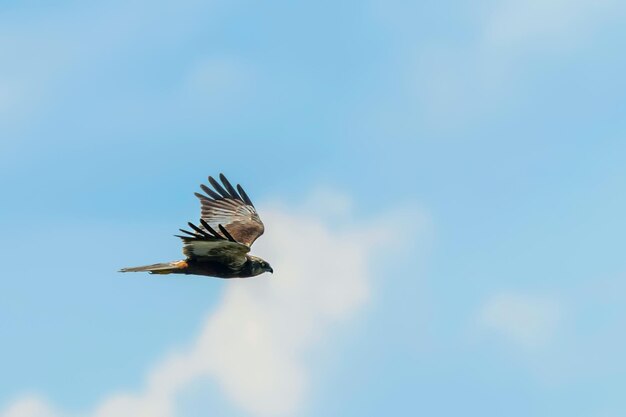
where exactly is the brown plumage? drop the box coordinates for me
[120,174,273,278]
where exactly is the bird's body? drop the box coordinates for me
[121,257,267,278]
[120,174,273,279]
[184,257,259,278]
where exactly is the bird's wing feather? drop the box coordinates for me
[177,221,250,267]
[182,240,249,266]
[193,174,264,247]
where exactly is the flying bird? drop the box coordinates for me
[120,174,273,278]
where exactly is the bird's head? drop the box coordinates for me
[248,255,274,276]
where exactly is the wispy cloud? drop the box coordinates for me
[1,397,57,417]
[483,0,620,50]
[477,292,562,350]
[410,0,625,127]
[0,0,229,139]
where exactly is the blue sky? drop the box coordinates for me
[1,0,626,416]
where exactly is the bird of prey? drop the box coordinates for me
[120,174,273,279]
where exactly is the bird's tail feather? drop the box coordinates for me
[119,260,188,275]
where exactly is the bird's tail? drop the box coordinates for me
[119,260,188,275]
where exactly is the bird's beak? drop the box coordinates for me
[268,266,274,274]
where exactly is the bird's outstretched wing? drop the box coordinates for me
[176,220,250,268]
[193,173,265,247]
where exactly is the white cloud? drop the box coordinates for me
[483,0,620,50]
[410,0,624,127]
[301,187,354,220]
[478,292,562,350]
[1,193,423,417]
[1,397,58,417]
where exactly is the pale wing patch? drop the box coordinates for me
[200,205,262,230]
[182,240,249,266]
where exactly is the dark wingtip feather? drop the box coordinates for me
[219,173,240,200]
[236,184,254,207]
[188,222,211,237]
[200,184,222,200]
[199,219,221,238]
[208,176,230,199]
[179,228,199,237]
